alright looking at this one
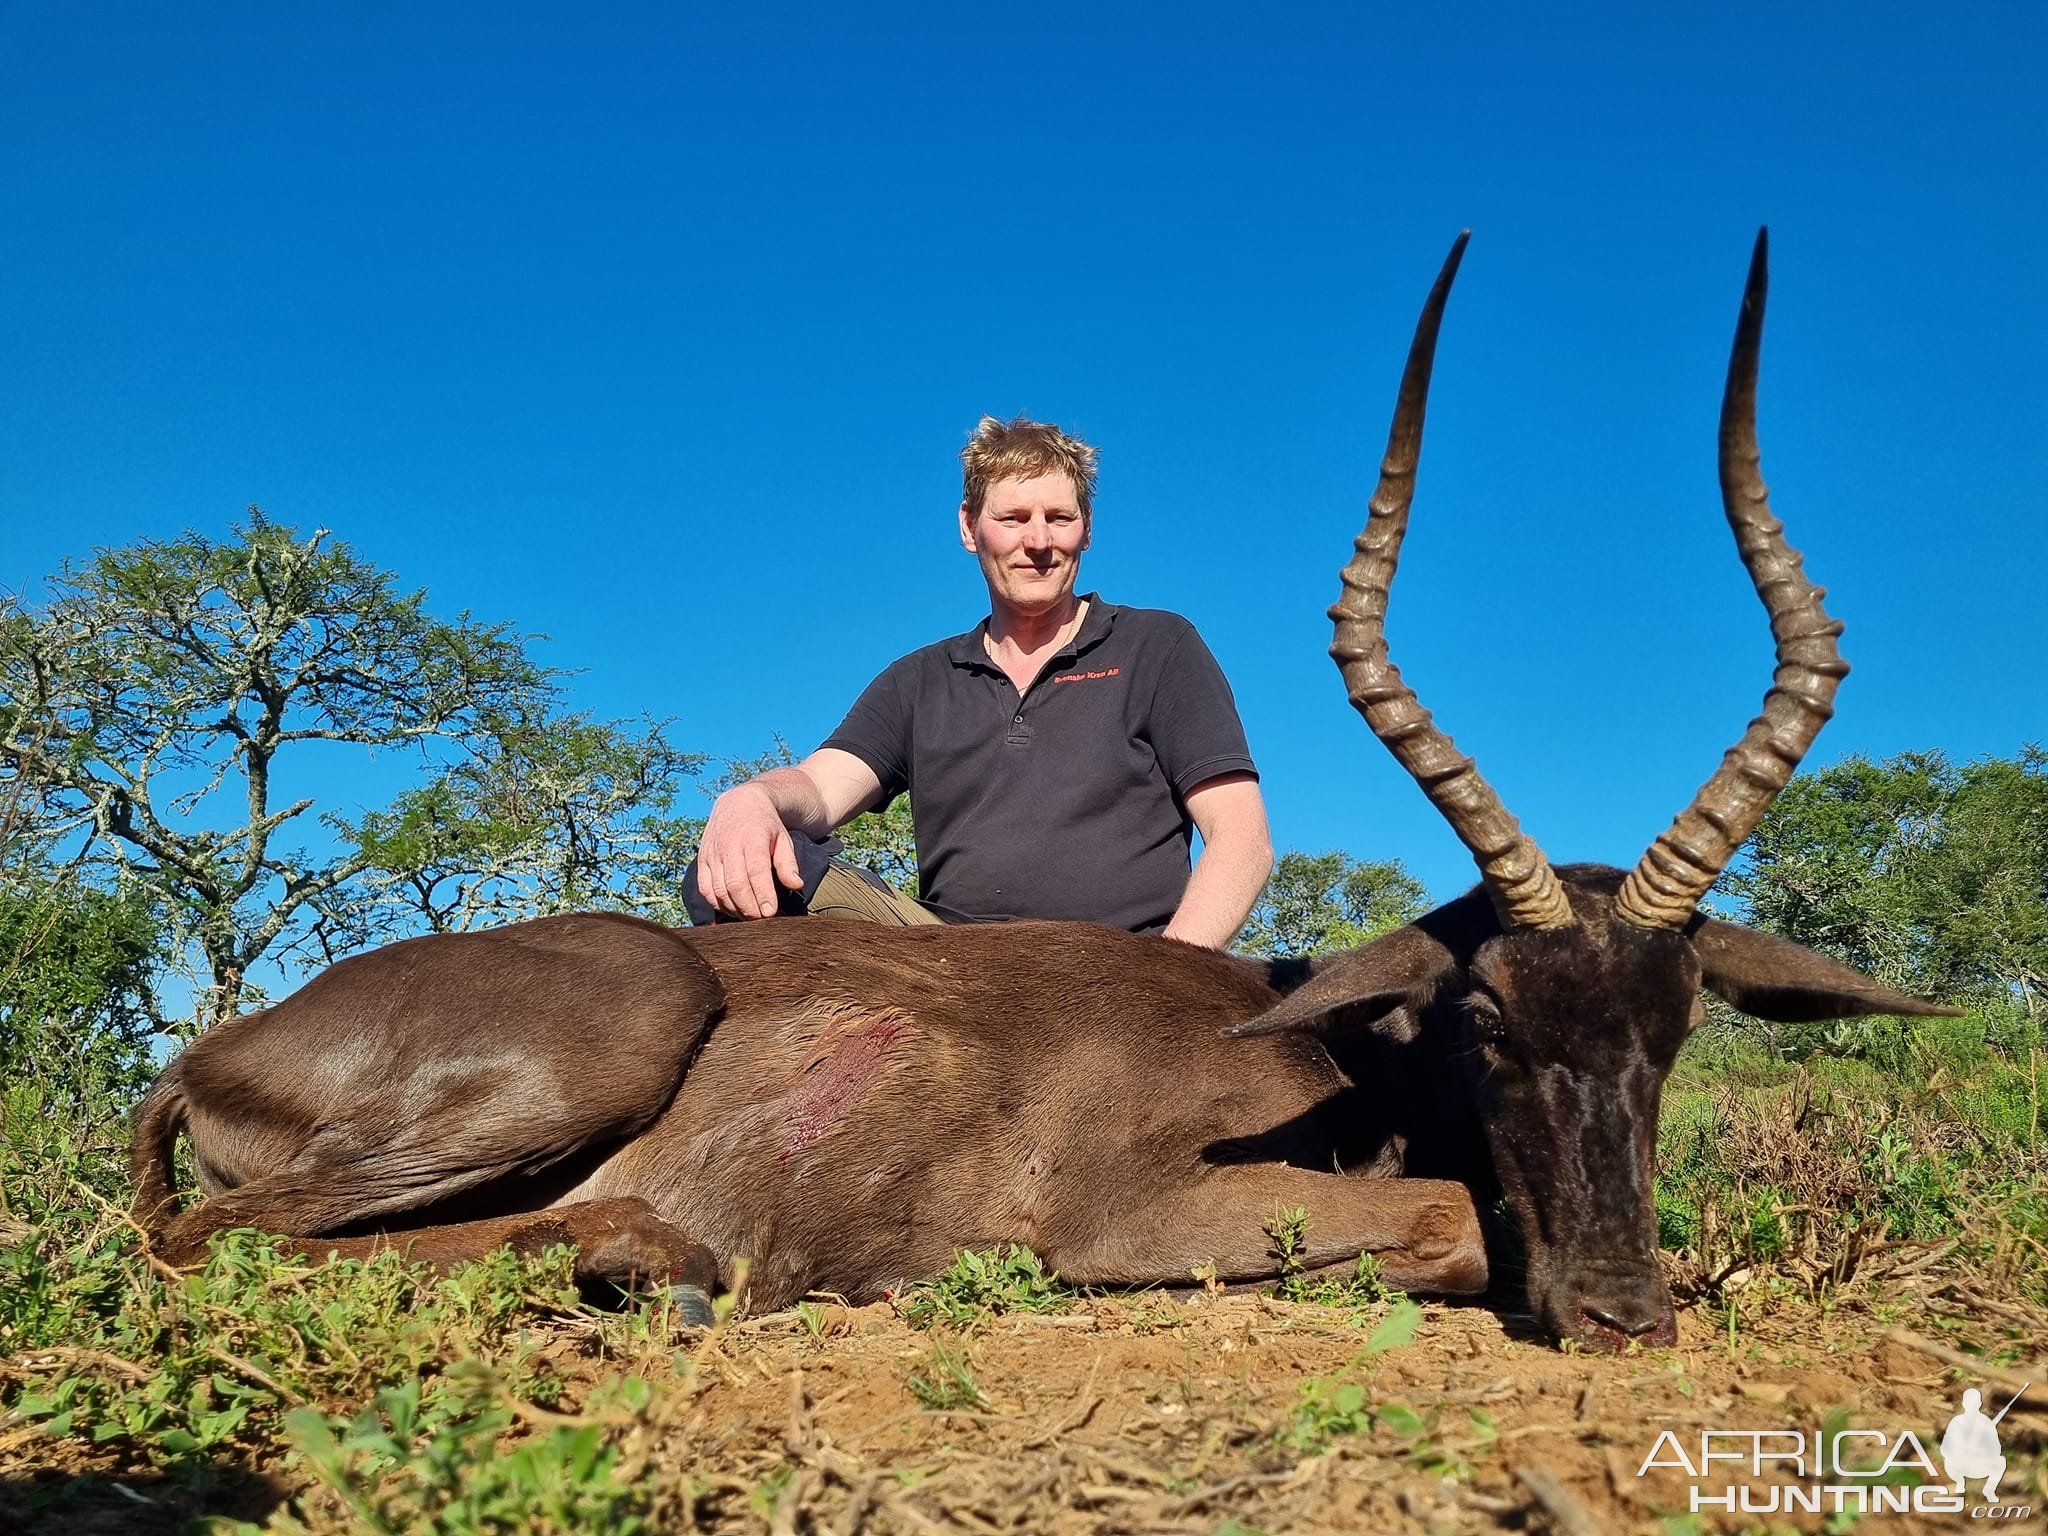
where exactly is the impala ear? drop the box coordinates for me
[1690,918,1966,1022]
[1224,923,1458,1038]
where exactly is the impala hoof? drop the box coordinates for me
[667,1283,716,1329]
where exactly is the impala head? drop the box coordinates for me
[1233,231,1960,1351]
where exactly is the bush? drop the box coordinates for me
[0,874,161,1110]
[1656,1004,2048,1298]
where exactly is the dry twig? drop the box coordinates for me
[1882,1328,2041,1405]
[1517,1463,1613,1536]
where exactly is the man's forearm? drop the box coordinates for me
[1163,829,1274,949]
[747,767,833,837]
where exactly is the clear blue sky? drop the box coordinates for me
[4,3,2042,905]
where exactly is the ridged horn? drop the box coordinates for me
[1615,228,1849,931]
[1332,232,1574,933]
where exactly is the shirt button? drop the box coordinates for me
[1013,713,1023,724]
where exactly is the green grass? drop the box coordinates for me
[1657,1002,2048,1299]
[231,1373,660,1536]
[903,1337,986,1411]
[7,1229,584,1461]
[0,1080,684,1533]
[895,1243,1076,1330]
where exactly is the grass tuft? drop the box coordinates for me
[895,1244,1075,1330]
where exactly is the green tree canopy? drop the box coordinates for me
[1,512,702,1026]
[836,795,918,894]
[1720,747,2048,1017]
[1235,850,1428,958]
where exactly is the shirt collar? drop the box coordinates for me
[941,593,1118,673]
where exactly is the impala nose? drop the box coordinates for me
[1583,1303,1664,1336]
[1575,1299,1678,1350]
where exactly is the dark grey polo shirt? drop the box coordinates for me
[820,596,1257,932]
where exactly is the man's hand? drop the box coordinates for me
[698,780,805,918]
[694,752,885,920]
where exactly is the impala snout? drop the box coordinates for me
[1550,1261,1679,1352]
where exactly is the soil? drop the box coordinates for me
[5,1276,2043,1534]
[561,1274,2046,1535]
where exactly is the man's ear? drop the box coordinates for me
[959,502,979,553]
[1224,924,1457,1038]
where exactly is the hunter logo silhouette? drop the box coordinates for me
[1940,1384,2026,1501]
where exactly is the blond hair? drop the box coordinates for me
[959,415,1099,521]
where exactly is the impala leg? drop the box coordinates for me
[155,1023,720,1268]
[150,1115,662,1272]
[144,916,728,1270]
[164,1197,722,1324]
[1048,1168,1487,1295]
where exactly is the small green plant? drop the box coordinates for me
[904,1338,986,1411]
[1281,1251,1403,1312]
[1277,1385,1462,1467]
[749,1465,796,1524]
[1276,1376,1376,1452]
[254,1370,656,1536]
[1270,1299,1424,1453]
[1266,1205,1310,1277]
[896,1245,1074,1329]
[1124,1299,1191,1334]
[1398,1402,1476,1480]
[1262,1206,1405,1314]
[796,1299,828,1337]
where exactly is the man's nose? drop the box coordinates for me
[1020,517,1053,551]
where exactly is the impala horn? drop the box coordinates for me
[1614,228,1849,930]
[1331,232,1575,933]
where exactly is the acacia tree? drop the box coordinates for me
[329,710,707,945]
[1,512,701,1027]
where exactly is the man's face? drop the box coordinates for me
[960,472,1089,619]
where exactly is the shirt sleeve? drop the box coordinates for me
[819,656,913,801]
[1147,623,1258,798]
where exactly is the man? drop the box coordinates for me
[695,415,1272,948]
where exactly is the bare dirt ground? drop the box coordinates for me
[6,1267,2044,1534]
[545,1270,2045,1535]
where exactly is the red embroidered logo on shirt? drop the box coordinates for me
[1052,667,1121,684]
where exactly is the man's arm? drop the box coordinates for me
[696,748,884,919]
[1161,771,1274,948]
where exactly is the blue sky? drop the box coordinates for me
[4,3,2042,907]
